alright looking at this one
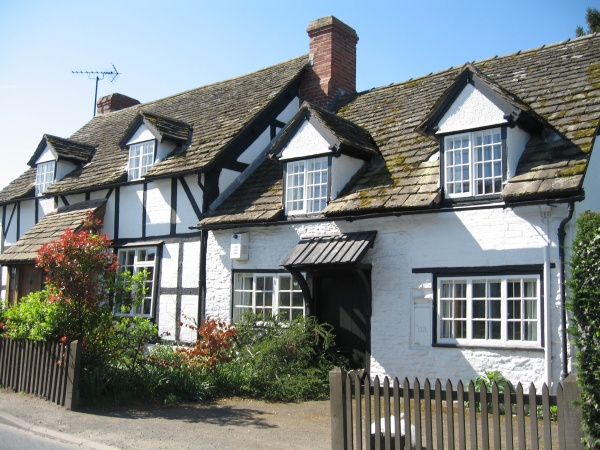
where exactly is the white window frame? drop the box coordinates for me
[35,161,55,196]
[437,275,541,348]
[127,140,156,181]
[232,272,305,321]
[285,156,329,215]
[444,128,503,198]
[116,246,158,317]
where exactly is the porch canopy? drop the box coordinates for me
[281,231,377,270]
[281,231,377,313]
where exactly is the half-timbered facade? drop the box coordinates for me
[0,54,306,341]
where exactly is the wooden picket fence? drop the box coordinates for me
[0,338,81,409]
[330,368,584,450]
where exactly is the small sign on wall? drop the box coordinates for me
[412,297,432,347]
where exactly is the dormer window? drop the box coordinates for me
[128,140,155,181]
[35,161,55,196]
[444,128,504,198]
[285,156,329,214]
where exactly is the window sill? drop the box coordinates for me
[432,342,544,352]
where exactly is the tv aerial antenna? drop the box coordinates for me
[72,64,120,117]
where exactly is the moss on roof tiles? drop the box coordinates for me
[201,34,600,226]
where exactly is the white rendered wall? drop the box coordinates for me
[176,174,204,234]
[279,121,331,160]
[35,145,54,163]
[118,185,143,238]
[145,179,171,237]
[55,160,77,182]
[237,98,299,165]
[437,84,507,134]
[219,169,240,195]
[156,240,201,342]
[331,154,364,199]
[39,197,55,217]
[205,204,568,388]
[577,136,600,215]
[506,127,531,179]
[19,200,36,240]
[90,190,113,236]
[157,243,179,339]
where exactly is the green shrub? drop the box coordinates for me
[2,291,66,341]
[231,314,348,402]
[568,210,600,447]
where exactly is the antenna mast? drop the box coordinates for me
[72,64,120,117]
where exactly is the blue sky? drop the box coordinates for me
[0,0,594,189]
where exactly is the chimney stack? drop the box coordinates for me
[299,16,358,110]
[96,93,140,115]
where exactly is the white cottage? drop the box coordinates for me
[1,15,599,389]
[198,18,600,389]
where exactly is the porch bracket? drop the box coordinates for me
[286,268,313,315]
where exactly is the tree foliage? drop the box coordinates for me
[576,7,600,37]
[3,213,157,372]
[568,210,600,448]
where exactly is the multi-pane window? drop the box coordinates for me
[128,141,155,181]
[438,275,540,347]
[444,128,503,198]
[233,272,305,321]
[35,161,55,196]
[116,247,158,317]
[285,156,328,214]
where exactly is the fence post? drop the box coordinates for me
[330,367,348,450]
[64,340,81,410]
[561,374,584,449]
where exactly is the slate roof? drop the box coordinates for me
[200,33,600,226]
[121,112,192,147]
[0,199,106,264]
[270,103,379,160]
[0,55,308,201]
[28,135,96,166]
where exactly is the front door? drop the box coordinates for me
[313,270,370,369]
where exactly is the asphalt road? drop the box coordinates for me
[0,389,331,450]
[0,423,81,450]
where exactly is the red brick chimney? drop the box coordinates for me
[96,93,140,115]
[299,16,359,110]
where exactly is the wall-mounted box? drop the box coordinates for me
[230,233,249,260]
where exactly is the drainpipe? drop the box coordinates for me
[558,202,575,380]
[540,205,553,388]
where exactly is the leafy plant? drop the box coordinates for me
[176,317,238,368]
[567,210,600,447]
[231,313,348,402]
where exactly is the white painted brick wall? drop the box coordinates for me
[205,204,571,388]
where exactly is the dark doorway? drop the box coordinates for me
[313,270,371,369]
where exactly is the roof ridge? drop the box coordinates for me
[125,54,309,113]
[345,33,600,101]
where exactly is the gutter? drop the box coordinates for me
[193,195,583,232]
[558,201,575,380]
